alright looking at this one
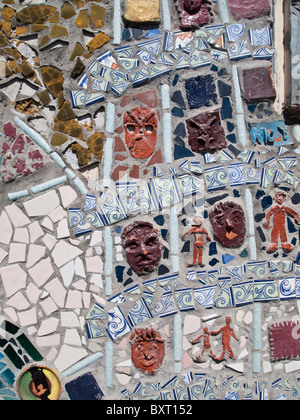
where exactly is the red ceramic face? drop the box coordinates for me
[124,107,158,160]
[209,202,246,248]
[184,0,203,14]
[122,221,162,274]
[131,329,165,375]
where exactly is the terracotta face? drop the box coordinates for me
[122,221,162,274]
[130,328,165,375]
[186,110,226,153]
[209,202,246,248]
[177,0,212,28]
[184,0,203,14]
[124,107,158,160]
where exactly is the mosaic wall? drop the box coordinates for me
[0,0,300,401]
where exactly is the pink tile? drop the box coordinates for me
[0,264,27,297]
[0,210,13,245]
[8,243,27,264]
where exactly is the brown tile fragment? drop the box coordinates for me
[133,90,158,108]
[129,165,139,178]
[114,137,126,152]
[47,11,60,23]
[71,58,85,79]
[55,101,77,121]
[69,42,85,61]
[54,120,84,140]
[1,6,15,21]
[90,4,105,28]
[0,62,13,78]
[68,0,85,7]
[40,66,64,99]
[20,59,35,78]
[86,132,105,161]
[112,165,129,181]
[61,2,76,19]
[39,35,51,48]
[0,31,9,47]
[31,24,48,32]
[15,98,41,115]
[16,5,57,24]
[69,143,91,166]
[37,90,51,105]
[86,32,110,53]
[51,133,68,146]
[50,24,69,38]
[75,10,90,28]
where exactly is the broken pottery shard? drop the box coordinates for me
[51,240,83,268]
[53,120,84,140]
[0,264,27,298]
[16,5,57,24]
[86,32,110,53]
[91,4,106,28]
[86,132,105,162]
[242,67,276,103]
[23,190,60,217]
[54,344,88,372]
[40,66,64,99]
[69,143,92,166]
[124,0,160,23]
[227,0,270,20]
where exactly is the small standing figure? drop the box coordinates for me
[191,326,216,362]
[213,317,239,362]
[182,217,211,267]
[263,190,300,253]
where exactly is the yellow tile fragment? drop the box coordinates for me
[75,10,89,28]
[86,32,110,53]
[61,2,76,19]
[50,24,69,38]
[70,42,85,61]
[16,5,57,24]
[90,4,105,28]
[1,5,15,21]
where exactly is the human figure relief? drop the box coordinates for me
[212,317,239,362]
[263,190,300,253]
[191,326,216,362]
[182,217,211,267]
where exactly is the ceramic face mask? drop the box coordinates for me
[130,328,165,375]
[177,0,212,29]
[122,221,162,275]
[186,109,226,153]
[124,107,158,160]
[209,201,246,248]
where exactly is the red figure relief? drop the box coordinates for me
[130,328,165,375]
[191,317,238,363]
[263,191,300,253]
[191,326,216,362]
[182,217,211,267]
[212,316,239,362]
[124,107,158,160]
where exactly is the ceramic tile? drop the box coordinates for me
[128,298,153,326]
[226,23,246,42]
[249,26,272,46]
[106,306,131,341]
[204,165,229,191]
[228,39,252,60]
